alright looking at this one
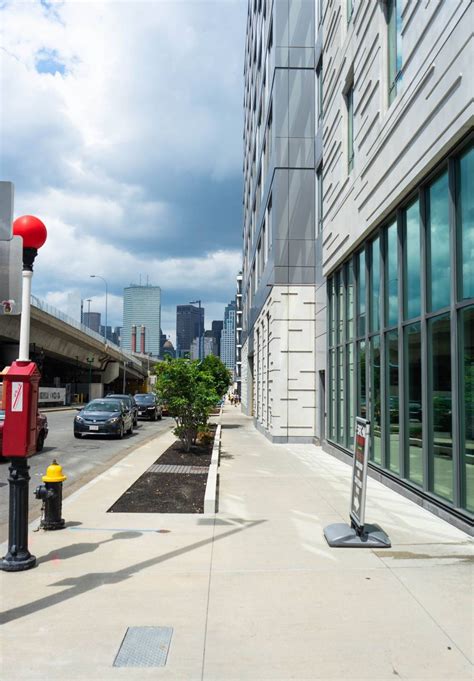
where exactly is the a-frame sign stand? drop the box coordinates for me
[324,418,391,548]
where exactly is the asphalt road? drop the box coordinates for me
[0,409,173,542]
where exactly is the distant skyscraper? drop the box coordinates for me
[122,285,161,356]
[211,320,224,357]
[83,311,101,333]
[220,300,236,372]
[176,304,204,358]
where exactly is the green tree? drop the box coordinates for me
[155,358,218,452]
[200,354,232,399]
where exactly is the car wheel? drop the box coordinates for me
[74,432,82,439]
[151,411,157,421]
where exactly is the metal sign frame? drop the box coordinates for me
[349,417,370,532]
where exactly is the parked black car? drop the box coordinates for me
[106,394,138,427]
[74,399,133,439]
[134,393,162,421]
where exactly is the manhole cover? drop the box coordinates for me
[113,626,173,667]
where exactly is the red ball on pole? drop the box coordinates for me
[13,215,47,250]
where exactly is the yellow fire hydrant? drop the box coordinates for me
[34,460,67,530]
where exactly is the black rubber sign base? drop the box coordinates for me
[324,522,391,548]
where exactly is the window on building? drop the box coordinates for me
[357,249,366,336]
[458,146,474,300]
[427,171,450,312]
[404,200,421,320]
[370,237,380,332]
[387,0,403,105]
[346,81,354,173]
[386,221,398,326]
[316,165,323,234]
[430,313,453,502]
[406,322,423,486]
[316,58,323,124]
[387,330,399,473]
[266,195,272,255]
[347,0,354,23]
[461,306,474,512]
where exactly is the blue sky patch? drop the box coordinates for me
[35,49,66,76]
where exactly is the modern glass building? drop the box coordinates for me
[240,0,473,530]
[220,300,236,373]
[122,285,161,356]
[176,304,204,358]
[327,142,473,517]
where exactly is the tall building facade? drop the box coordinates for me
[83,311,101,333]
[220,300,236,373]
[211,320,224,357]
[241,0,473,530]
[241,0,317,442]
[122,285,161,356]
[176,304,204,358]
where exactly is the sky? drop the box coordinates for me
[0,0,247,343]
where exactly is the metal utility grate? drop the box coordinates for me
[113,626,173,667]
[148,464,208,475]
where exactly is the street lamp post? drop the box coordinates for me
[90,274,108,342]
[189,299,202,360]
[1,215,47,572]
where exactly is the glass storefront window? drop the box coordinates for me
[428,172,450,312]
[459,147,474,300]
[370,237,380,332]
[430,314,453,501]
[337,346,345,445]
[461,306,474,512]
[370,335,382,464]
[329,279,336,347]
[405,200,421,319]
[386,221,398,327]
[357,250,366,336]
[348,343,355,443]
[358,340,367,419]
[338,271,344,344]
[406,322,423,486]
[387,330,400,473]
[329,349,336,440]
[347,260,355,341]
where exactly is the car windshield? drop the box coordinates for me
[84,400,121,413]
[135,395,155,404]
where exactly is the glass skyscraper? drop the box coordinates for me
[122,285,161,356]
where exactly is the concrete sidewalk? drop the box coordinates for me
[1,407,472,680]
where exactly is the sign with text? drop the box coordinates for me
[38,388,66,405]
[350,417,370,530]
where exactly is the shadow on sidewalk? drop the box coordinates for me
[38,532,143,564]
[0,519,266,625]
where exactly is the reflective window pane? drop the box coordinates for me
[459,147,474,300]
[430,314,453,501]
[370,237,380,331]
[387,330,400,473]
[348,343,355,443]
[370,335,382,464]
[337,346,345,445]
[329,349,336,440]
[347,260,355,341]
[329,278,336,347]
[406,323,423,485]
[461,306,474,512]
[338,271,344,344]
[386,222,398,327]
[405,200,421,319]
[357,250,366,336]
[358,340,367,420]
[428,172,450,312]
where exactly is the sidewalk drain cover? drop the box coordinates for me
[148,464,208,475]
[113,626,173,667]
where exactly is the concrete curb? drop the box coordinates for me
[204,423,221,514]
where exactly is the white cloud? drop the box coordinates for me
[1,0,245,337]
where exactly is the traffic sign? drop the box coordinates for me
[0,236,23,315]
[0,182,14,240]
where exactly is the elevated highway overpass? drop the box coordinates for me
[0,297,150,402]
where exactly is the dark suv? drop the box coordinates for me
[105,394,138,427]
[134,393,162,421]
